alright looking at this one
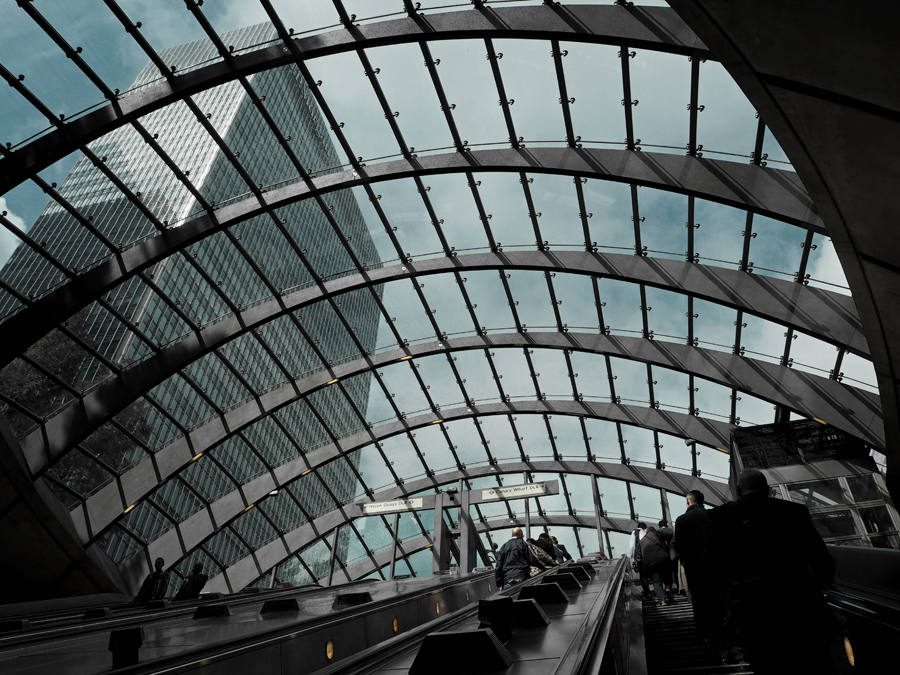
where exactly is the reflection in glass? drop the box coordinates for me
[846,474,883,503]
[859,505,895,535]
[809,510,857,539]
[787,479,846,508]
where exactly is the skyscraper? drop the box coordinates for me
[0,24,382,587]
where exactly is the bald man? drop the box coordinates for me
[495,527,544,588]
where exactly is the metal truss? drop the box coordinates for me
[0,147,825,376]
[19,247,865,481]
[0,4,713,197]
[90,400,733,584]
[329,512,635,585]
[119,458,728,594]
[75,331,880,555]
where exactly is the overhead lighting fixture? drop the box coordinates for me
[400,355,413,361]
[814,417,827,425]
[326,378,339,385]
[192,452,204,461]
[301,469,312,476]
[431,419,443,424]
[244,504,254,511]
[124,504,136,514]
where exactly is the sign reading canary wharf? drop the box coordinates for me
[481,482,549,501]
[361,497,424,515]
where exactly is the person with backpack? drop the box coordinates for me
[636,525,674,605]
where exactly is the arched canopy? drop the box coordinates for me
[75,332,878,551]
[0,1,887,598]
[120,458,728,593]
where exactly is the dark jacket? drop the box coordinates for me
[495,537,542,586]
[672,503,710,567]
[557,544,574,562]
[636,529,672,569]
[133,570,169,605]
[174,572,209,601]
[708,491,834,590]
[533,537,556,558]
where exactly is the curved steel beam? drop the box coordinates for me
[220,513,630,590]
[2,147,825,374]
[120,456,726,593]
[98,400,733,591]
[332,515,632,584]
[78,332,880,550]
[0,4,711,197]
[20,247,862,481]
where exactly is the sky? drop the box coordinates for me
[0,0,881,573]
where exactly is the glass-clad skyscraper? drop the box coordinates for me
[0,24,382,586]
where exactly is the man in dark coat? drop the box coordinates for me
[495,527,544,588]
[708,469,842,675]
[630,522,651,598]
[672,490,725,646]
[174,562,209,601]
[636,525,673,605]
[131,557,170,606]
[658,519,677,591]
[534,532,557,559]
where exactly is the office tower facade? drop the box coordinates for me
[0,25,382,586]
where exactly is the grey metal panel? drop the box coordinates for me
[121,458,158,512]
[179,509,215,553]
[0,147,830,377]
[82,395,733,546]
[86,480,124,540]
[255,537,290,576]
[211,490,246,531]
[19,247,865,481]
[0,5,710,197]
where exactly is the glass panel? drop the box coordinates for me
[809,510,858,539]
[846,474,883,503]
[869,534,900,550]
[787,479,847,508]
[859,506,895,535]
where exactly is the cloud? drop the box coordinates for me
[0,197,27,268]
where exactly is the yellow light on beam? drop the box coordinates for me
[431,419,443,424]
[400,355,413,361]
[326,378,339,385]
[301,469,312,476]
[715,447,730,454]
[244,504,254,511]
[124,504,136,514]
[814,417,827,425]
[192,452,204,461]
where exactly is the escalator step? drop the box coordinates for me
[642,596,753,675]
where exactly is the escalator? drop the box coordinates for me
[641,595,751,675]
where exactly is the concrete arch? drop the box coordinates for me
[20,247,863,481]
[1,146,825,375]
[78,332,880,556]
[0,4,712,197]
[122,455,728,593]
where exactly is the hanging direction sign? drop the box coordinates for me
[361,497,424,515]
[476,481,558,504]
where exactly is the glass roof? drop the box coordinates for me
[0,0,877,592]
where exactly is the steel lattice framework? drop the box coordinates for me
[0,0,887,594]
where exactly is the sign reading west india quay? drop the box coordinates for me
[361,498,424,515]
[482,482,549,501]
